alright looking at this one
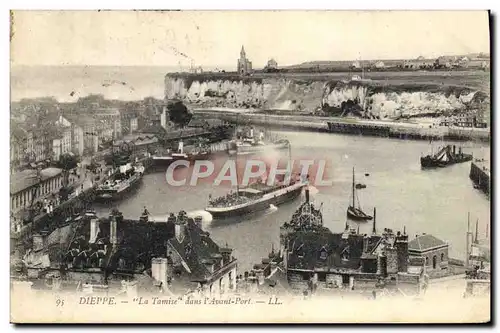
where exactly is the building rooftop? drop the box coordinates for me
[10,167,63,195]
[62,113,97,128]
[408,234,447,252]
[114,134,159,147]
[168,218,235,283]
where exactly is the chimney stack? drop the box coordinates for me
[110,214,117,246]
[372,207,377,234]
[89,218,100,244]
[151,258,169,291]
[194,216,203,229]
[174,213,186,243]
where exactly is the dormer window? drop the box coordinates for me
[341,246,350,261]
[319,246,328,260]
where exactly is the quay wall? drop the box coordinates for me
[195,110,490,142]
[165,73,489,121]
[469,161,490,195]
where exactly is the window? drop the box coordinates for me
[432,255,437,269]
[441,253,445,262]
[341,246,350,261]
[319,246,328,260]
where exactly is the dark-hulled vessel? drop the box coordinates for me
[421,145,473,168]
[95,163,144,201]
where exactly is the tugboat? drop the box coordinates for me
[347,167,373,221]
[95,162,145,201]
[421,145,473,168]
[206,143,307,219]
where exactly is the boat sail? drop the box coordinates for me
[346,167,373,221]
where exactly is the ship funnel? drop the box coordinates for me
[372,207,377,234]
[305,187,310,203]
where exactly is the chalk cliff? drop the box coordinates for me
[165,73,488,119]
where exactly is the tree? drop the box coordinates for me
[55,153,80,187]
[167,100,193,127]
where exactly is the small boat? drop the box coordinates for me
[365,173,370,177]
[355,183,367,189]
[347,167,372,221]
[421,145,473,168]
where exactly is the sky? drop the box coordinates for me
[10,10,490,69]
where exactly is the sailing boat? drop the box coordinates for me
[346,167,373,221]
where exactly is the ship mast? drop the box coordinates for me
[235,143,240,197]
[352,167,356,208]
[288,141,292,181]
[235,113,240,197]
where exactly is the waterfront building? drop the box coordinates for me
[10,167,63,216]
[439,110,487,128]
[237,45,253,75]
[408,234,449,272]
[113,134,159,156]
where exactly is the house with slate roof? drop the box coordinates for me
[408,234,449,271]
[23,210,237,298]
[279,191,411,293]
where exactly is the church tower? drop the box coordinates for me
[237,45,252,75]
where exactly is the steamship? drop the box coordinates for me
[95,163,145,201]
[205,175,307,219]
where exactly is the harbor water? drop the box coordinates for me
[93,130,490,272]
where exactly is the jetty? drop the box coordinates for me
[469,160,490,195]
[194,109,490,142]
